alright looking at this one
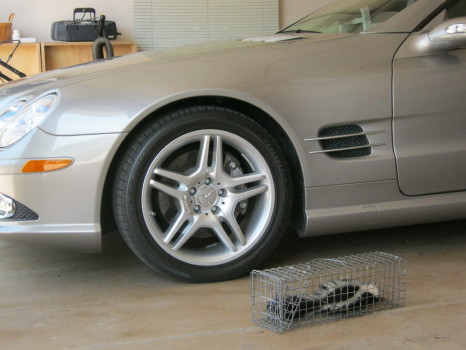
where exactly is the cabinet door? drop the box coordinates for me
[0,43,41,81]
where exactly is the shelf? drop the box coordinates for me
[0,41,137,82]
[41,41,137,71]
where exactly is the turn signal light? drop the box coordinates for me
[22,159,73,173]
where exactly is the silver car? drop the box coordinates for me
[1,0,465,282]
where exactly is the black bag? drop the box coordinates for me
[51,8,119,42]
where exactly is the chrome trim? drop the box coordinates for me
[308,143,385,154]
[304,130,385,142]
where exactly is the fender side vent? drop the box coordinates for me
[319,125,370,158]
[306,125,385,158]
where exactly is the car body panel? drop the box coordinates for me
[34,33,407,189]
[1,0,465,256]
[0,129,126,251]
[304,180,466,236]
[393,13,466,195]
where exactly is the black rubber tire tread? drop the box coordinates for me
[112,105,292,282]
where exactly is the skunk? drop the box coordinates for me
[318,279,380,313]
[267,279,380,321]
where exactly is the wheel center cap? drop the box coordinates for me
[196,186,218,208]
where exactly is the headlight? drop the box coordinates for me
[0,193,16,219]
[0,93,58,148]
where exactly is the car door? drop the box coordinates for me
[393,1,466,195]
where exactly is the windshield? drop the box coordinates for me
[280,0,418,34]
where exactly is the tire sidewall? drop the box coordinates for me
[115,107,291,281]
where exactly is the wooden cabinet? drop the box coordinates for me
[0,43,42,80]
[0,41,137,82]
[41,41,137,71]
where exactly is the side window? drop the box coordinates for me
[446,1,466,19]
[424,0,466,31]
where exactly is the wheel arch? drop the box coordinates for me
[101,95,306,237]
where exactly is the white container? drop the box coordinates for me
[12,29,20,41]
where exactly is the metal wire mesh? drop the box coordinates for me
[251,252,407,332]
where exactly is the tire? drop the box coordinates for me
[113,106,292,282]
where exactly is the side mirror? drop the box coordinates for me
[428,17,466,49]
[396,17,466,58]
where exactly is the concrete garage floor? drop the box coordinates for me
[0,220,465,350]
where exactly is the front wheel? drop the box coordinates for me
[113,106,292,282]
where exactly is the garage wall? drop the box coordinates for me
[1,0,330,43]
[280,0,330,26]
[1,0,133,42]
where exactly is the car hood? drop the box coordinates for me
[3,31,407,138]
[0,33,338,98]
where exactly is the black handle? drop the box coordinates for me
[73,8,96,21]
[0,59,26,78]
[97,15,106,37]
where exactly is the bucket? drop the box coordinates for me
[0,14,14,41]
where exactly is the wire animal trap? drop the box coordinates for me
[251,252,406,332]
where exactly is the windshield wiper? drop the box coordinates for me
[280,29,322,34]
